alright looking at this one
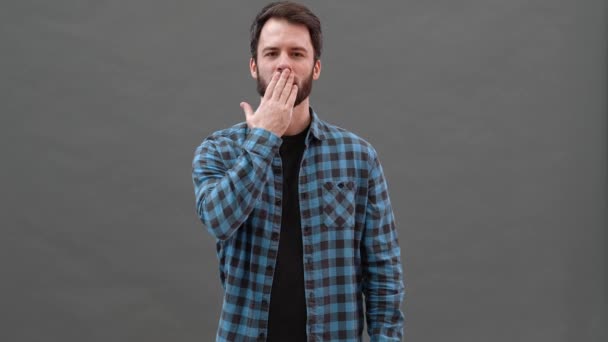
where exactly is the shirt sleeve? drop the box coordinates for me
[191,127,282,241]
[362,150,406,341]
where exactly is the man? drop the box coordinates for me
[192,2,405,341]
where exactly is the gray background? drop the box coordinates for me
[1,0,606,341]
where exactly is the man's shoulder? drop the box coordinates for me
[196,121,249,146]
[321,119,367,142]
[207,121,249,140]
[319,118,379,157]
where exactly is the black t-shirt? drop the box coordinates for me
[266,123,310,342]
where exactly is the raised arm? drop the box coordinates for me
[192,128,280,241]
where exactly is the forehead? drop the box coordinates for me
[258,18,313,51]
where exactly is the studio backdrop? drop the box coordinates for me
[1,1,606,341]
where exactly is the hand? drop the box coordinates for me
[240,69,298,137]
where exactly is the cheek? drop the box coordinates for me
[257,68,272,81]
[254,61,270,73]
[261,63,274,72]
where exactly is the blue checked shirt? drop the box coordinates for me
[192,109,405,341]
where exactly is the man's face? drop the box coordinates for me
[250,18,321,106]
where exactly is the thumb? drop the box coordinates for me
[240,102,254,117]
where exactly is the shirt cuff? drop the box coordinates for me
[242,127,282,161]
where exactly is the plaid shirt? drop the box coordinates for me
[192,109,405,341]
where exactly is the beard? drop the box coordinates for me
[256,67,314,107]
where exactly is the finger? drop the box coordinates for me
[240,101,254,117]
[286,84,298,107]
[263,71,281,100]
[272,69,291,101]
[279,72,296,103]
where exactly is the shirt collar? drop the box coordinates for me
[307,106,328,142]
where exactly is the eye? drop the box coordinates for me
[265,52,277,57]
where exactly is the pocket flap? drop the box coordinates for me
[323,180,355,191]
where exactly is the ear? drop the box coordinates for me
[249,57,258,79]
[313,59,322,80]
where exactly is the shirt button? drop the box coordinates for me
[261,299,268,308]
[271,232,279,241]
[275,199,281,206]
[301,192,308,199]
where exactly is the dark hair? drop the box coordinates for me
[250,1,322,61]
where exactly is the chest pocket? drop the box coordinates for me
[322,180,356,229]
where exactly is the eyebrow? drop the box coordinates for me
[262,46,308,53]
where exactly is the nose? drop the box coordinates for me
[276,53,292,73]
